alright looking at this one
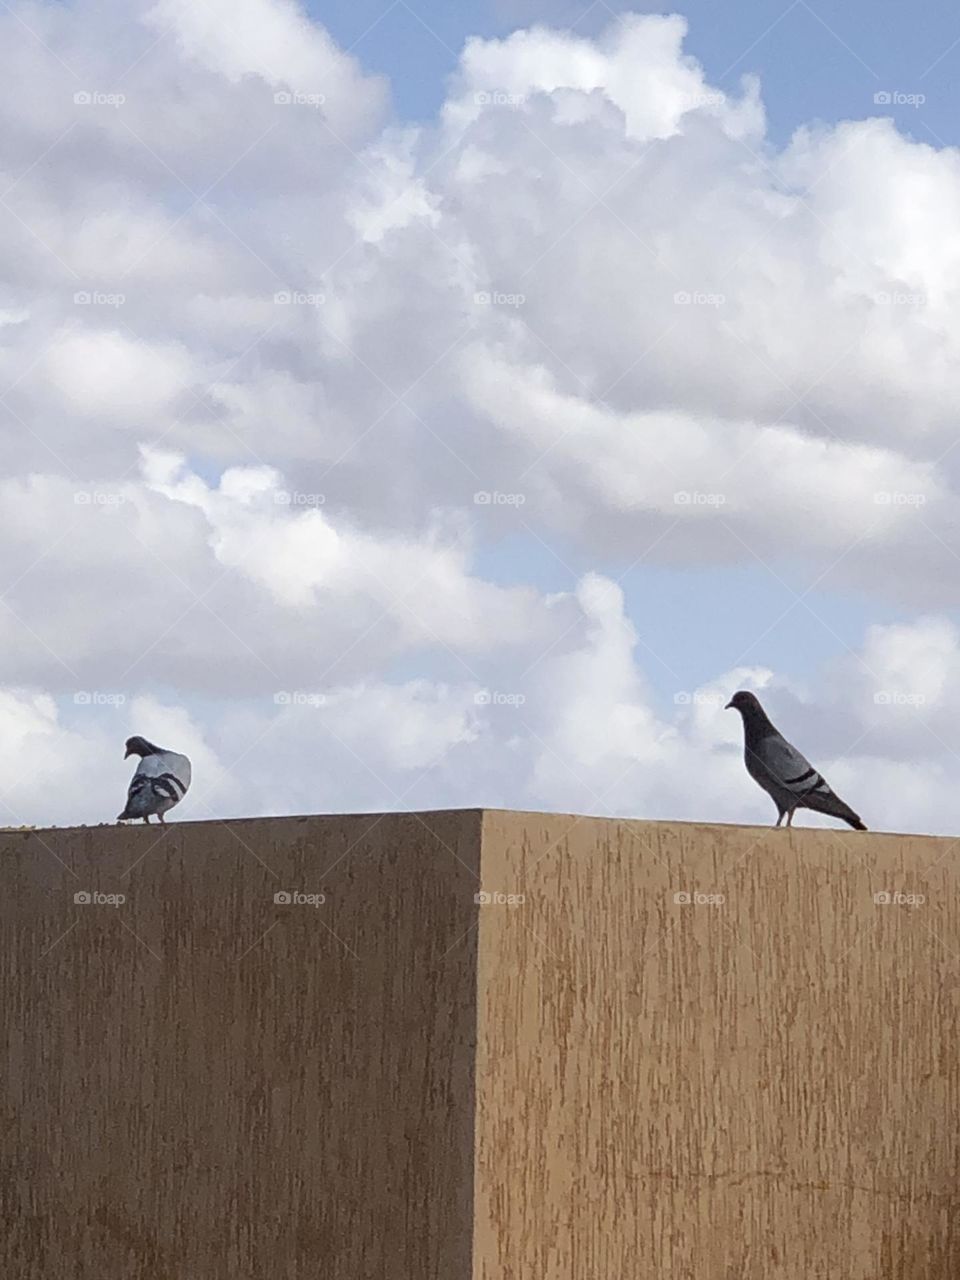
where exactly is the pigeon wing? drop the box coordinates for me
[154,750,191,796]
[124,769,151,806]
[118,764,156,819]
[749,733,818,796]
[753,733,865,828]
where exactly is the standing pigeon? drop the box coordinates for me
[117,736,191,825]
[726,691,866,830]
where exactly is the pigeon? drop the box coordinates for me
[726,691,866,830]
[117,736,191,825]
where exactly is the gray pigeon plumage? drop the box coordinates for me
[726,691,866,830]
[117,736,191,825]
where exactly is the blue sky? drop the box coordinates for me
[316,0,960,144]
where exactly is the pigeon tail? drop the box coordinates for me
[803,787,866,831]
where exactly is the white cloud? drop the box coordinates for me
[45,330,197,421]
[4,579,957,836]
[146,0,387,136]
[2,2,960,834]
[141,450,553,652]
[447,16,764,142]
[460,349,947,555]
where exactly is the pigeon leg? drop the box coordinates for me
[786,809,794,827]
[142,816,150,825]
[159,812,166,825]
[775,811,784,828]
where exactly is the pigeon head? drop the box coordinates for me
[725,690,766,718]
[124,736,161,759]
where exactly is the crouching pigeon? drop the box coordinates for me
[726,691,866,830]
[117,736,191,825]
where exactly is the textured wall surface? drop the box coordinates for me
[0,811,481,1279]
[2,811,959,1278]
[474,813,960,1280]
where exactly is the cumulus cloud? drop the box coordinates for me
[5,576,959,834]
[446,15,764,142]
[460,349,948,560]
[2,1,960,833]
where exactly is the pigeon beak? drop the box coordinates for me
[724,700,733,710]
[124,746,132,758]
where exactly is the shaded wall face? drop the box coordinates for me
[0,812,482,1280]
[474,814,960,1280]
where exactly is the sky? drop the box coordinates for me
[2,0,960,832]
[315,0,960,142]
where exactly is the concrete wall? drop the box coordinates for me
[475,813,960,1280]
[0,812,481,1278]
[1,811,958,1277]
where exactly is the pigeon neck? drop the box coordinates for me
[741,706,777,742]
